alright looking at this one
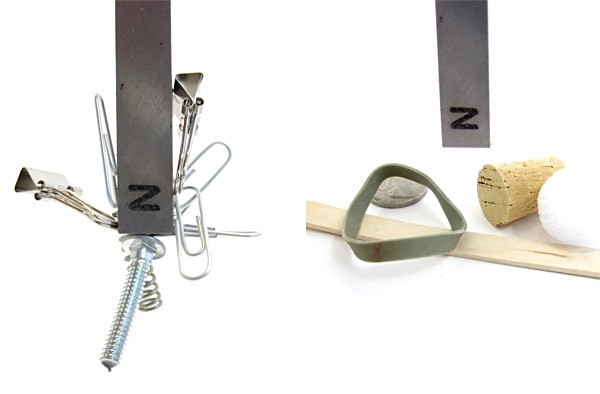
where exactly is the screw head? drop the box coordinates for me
[119,235,166,259]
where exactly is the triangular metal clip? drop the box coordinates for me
[173,72,204,110]
[14,167,80,196]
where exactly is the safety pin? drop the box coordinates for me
[94,94,118,208]
[174,186,211,280]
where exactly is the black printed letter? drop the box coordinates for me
[450,107,479,130]
[128,185,161,211]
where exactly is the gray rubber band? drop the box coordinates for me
[342,164,467,262]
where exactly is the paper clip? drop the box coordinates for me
[183,225,261,239]
[174,186,211,280]
[171,73,260,279]
[94,94,118,209]
[179,141,232,214]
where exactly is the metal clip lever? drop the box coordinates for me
[14,167,117,229]
[173,73,204,193]
[175,97,203,193]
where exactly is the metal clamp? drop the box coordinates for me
[14,167,117,229]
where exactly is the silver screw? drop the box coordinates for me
[99,235,165,372]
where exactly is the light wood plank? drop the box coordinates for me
[306,200,600,279]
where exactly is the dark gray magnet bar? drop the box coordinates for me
[116,0,173,234]
[436,0,490,147]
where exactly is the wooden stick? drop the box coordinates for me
[306,200,600,279]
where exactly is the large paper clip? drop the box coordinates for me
[94,94,118,208]
[179,141,232,214]
[174,186,211,280]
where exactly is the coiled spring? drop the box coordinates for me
[139,264,162,312]
[123,250,163,312]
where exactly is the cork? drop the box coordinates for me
[477,156,565,227]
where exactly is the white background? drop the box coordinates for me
[1,0,600,393]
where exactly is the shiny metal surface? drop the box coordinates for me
[174,97,203,193]
[184,225,261,239]
[174,186,211,280]
[14,167,117,229]
[14,167,73,194]
[436,0,490,147]
[94,94,118,208]
[138,264,163,312]
[36,186,118,229]
[116,0,173,234]
[173,73,205,193]
[173,72,204,117]
[100,235,165,372]
[179,141,232,214]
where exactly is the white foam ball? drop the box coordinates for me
[538,167,600,248]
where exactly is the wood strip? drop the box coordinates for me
[306,200,600,279]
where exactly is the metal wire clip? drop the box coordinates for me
[94,94,118,208]
[14,167,117,229]
[173,72,204,193]
[175,186,211,280]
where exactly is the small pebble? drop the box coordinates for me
[371,177,428,208]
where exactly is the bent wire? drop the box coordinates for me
[94,94,118,209]
[180,141,232,214]
[174,186,211,280]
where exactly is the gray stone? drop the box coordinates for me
[371,177,428,208]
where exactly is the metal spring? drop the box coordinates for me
[138,264,163,312]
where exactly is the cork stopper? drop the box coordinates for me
[477,156,565,226]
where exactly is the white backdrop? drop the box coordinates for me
[1,0,599,393]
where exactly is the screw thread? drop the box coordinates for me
[100,252,151,371]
